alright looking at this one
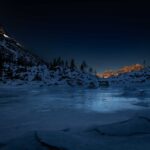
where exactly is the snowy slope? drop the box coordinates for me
[0,32,99,88]
[102,67,150,87]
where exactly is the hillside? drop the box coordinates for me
[102,66,150,86]
[0,27,99,88]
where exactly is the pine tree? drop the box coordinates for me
[57,57,61,66]
[143,60,146,68]
[89,67,93,74]
[60,60,64,67]
[53,58,57,67]
[80,61,88,72]
[80,63,84,72]
[70,59,76,70]
[65,60,69,68]
[82,61,87,68]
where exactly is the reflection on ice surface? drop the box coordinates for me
[0,86,150,113]
[0,85,150,146]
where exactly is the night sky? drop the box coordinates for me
[1,0,150,72]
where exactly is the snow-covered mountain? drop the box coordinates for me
[97,64,144,78]
[103,66,150,86]
[1,27,149,88]
[0,27,99,87]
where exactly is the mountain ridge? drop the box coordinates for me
[97,64,144,78]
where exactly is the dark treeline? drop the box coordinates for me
[49,57,95,74]
[0,52,96,81]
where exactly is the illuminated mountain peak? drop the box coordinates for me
[97,64,144,78]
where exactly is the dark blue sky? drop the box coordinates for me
[1,0,150,72]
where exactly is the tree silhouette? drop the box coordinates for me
[80,63,84,72]
[53,58,57,67]
[80,61,88,72]
[143,60,146,68]
[82,61,87,68]
[56,57,61,66]
[60,60,64,67]
[70,59,76,70]
[89,67,93,74]
[65,60,69,68]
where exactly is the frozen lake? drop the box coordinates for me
[0,85,150,143]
